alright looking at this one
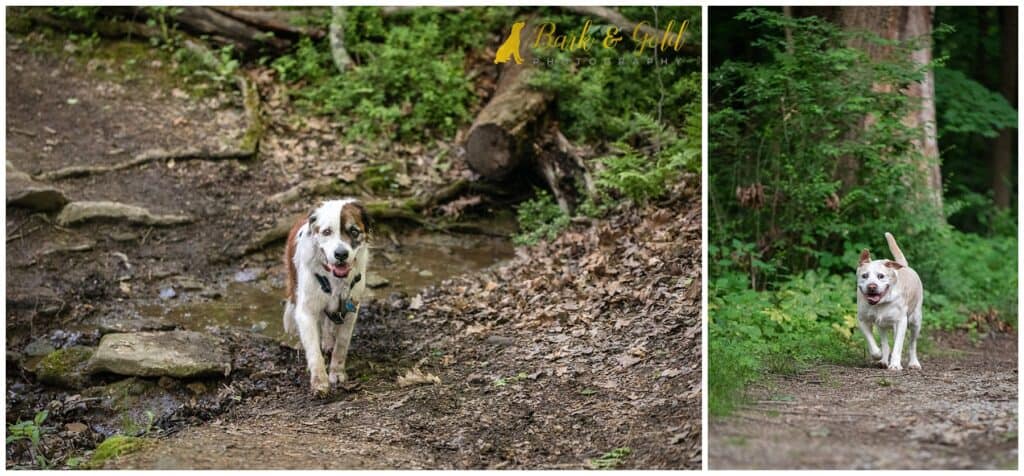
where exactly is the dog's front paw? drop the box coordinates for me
[876,359,889,368]
[329,369,348,385]
[908,361,921,370]
[887,362,903,371]
[310,371,331,395]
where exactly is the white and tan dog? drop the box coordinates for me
[283,198,371,394]
[856,232,923,371]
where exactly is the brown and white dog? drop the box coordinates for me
[856,232,924,371]
[284,198,371,394]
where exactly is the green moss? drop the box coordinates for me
[85,435,150,468]
[357,163,399,194]
[37,347,93,388]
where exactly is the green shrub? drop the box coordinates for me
[935,67,1018,139]
[708,271,861,415]
[272,7,513,142]
[594,112,700,204]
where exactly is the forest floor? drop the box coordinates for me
[709,332,1018,469]
[5,33,700,469]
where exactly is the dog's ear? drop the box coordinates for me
[352,201,370,235]
[859,249,871,265]
[884,260,903,270]
[307,209,318,234]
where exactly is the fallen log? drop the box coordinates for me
[160,6,290,53]
[465,18,549,181]
[16,8,164,40]
[464,17,594,214]
[210,7,326,39]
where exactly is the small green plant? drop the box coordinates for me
[121,409,157,436]
[492,371,528,387]
[173,43,239,89]
[7,410,51,468]
[595,112,700,204]
[513,190,570,246]
[85,435,150,469]
[590,447,632,469]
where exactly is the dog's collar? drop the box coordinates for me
[314,272,362,324]
[314,273,332,294]
[313,273,362,295]
[324,300,358,324]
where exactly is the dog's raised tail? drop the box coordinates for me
[884,232,908,267]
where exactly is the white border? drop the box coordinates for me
[2,2,1022,475]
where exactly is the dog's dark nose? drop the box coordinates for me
[867,283,877,292]
[334,248,349,262]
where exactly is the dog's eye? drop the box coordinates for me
[321,228,332,236]
[861,273,868,279]
[349,226,360,237]
[876,273,884,279]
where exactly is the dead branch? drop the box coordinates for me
[562,6,698,56]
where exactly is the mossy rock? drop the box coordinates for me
[37,346,94,389]
[85,435,151,469]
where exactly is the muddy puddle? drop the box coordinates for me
[133,226,514,344]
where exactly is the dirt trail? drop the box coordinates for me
[710,333,1018,469]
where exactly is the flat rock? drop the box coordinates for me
[23,338,57,357]
[56,201,192,227]
[94,314,178,335]
[88,331,230,378]
[6,161,69,212]
[7,285,64,312]
[365,271,390,289]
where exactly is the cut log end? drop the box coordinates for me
[466,124,519,179]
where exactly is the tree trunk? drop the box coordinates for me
[837,6,945,215]
[329,7,354,73]
[992,6,1017,209]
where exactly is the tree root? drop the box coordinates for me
[32,35,263,183]
[34,147,253,181]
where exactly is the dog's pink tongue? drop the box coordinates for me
[866,294,881,305]
[331,264,350,278]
